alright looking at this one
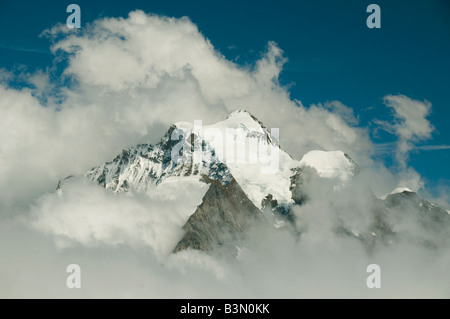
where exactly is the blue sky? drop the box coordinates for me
[1,0,449,191]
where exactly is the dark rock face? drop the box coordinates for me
[284,166,450,253]
[383,190,450,229]
[344,153,360,175]
[383,191,450,248]
[56,175,74,190]
[174,176,263,252]
[289,167,308,206]
[334,190,450,252]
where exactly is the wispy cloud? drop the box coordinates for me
[373,142,397,154]
[374,142,450,154]
[416,144,450,151]
[0,43,51,55]
[374,95,434,168]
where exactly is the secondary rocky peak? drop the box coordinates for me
[174,176,263,252]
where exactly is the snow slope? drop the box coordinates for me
[299,150,357,183]
[379,187,414,200]
[86,109,300,210]
[197,110,299,209]
[390,187,413,195]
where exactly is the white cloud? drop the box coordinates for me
[29,176,208,262]
[371,95,435,191]
[0,10,376,212]
[382,94,433,167]
[324,100,359,125]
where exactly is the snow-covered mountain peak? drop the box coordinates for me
[379,187,415,200]
[173,110,297,209]
[82,110,300,210]
[223,109,270,135]
[174,110,272,145]
[80,112,364,212]
[390,187,413,195]
[53,110,450,257]
[227,109,256,120]
[299,150,358,184]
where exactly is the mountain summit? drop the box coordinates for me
[58,110,449,254]
[85,109,301,209]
